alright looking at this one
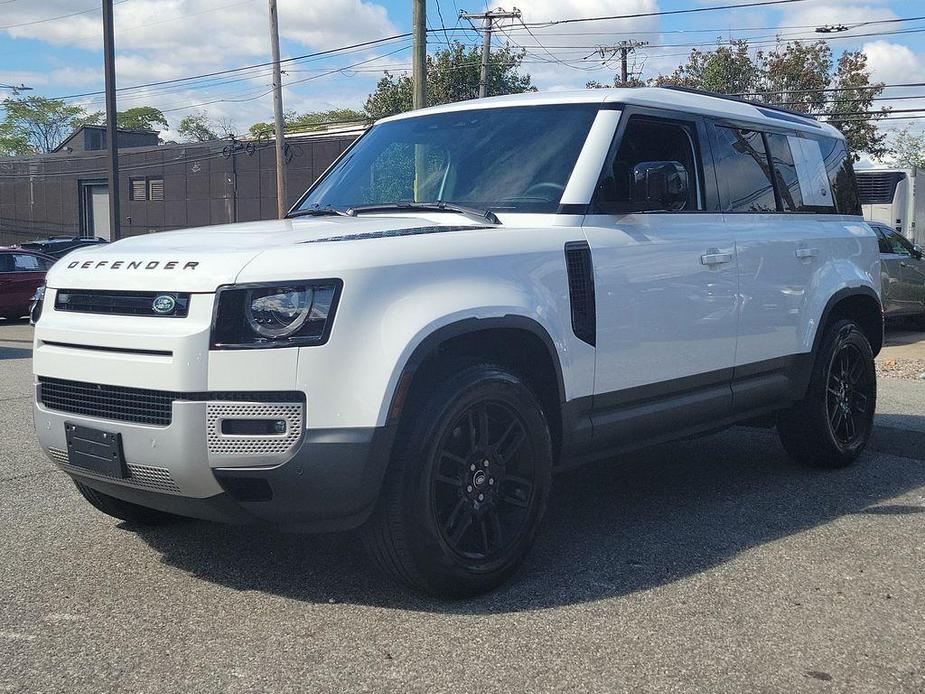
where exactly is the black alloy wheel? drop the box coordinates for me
[364,362,553,597]
[778,318,876,468]
[430,400,535,562]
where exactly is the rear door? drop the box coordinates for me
[4,253,49,315]
[709,122,822,409]
[581,108,737,444]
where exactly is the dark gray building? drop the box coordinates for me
[53,125,160,154]
[0,126,362,246]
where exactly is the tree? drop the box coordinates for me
[1,96,99,153]
[248,108,366,138]
[364,41,534,119]
[887,128,925,168]
[0,122,30,156]
[116,106,168,132]
[176,112,235,142]
[654,39,758,95]
[642,39,888,158]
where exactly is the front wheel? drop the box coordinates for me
[364,363,553,597]
[778,318,876,468]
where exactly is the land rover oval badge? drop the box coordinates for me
[152,295,176,314]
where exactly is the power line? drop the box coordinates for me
[519,0,815,28]
[0,0,131,30]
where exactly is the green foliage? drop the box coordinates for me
[248,108,367,138]
[1,96,98,153]
[116,106,168,132]
[176,112,235,142]
[364,41,535,119]
[643,39,888,158]
[887,128,925,169]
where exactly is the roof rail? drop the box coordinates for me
[659,85,818,123]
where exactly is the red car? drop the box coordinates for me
[0,247,55,320]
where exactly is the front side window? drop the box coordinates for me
[297,105,599,214]
[594,116,702,213]
[713,126,777,213]
[887,230,914,256]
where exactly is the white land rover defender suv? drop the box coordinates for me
[32,88,881,596]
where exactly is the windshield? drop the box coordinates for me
[296,104,599,215]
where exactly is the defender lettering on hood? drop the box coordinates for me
[66,260,200,270]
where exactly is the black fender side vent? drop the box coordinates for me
[565,241,596,346]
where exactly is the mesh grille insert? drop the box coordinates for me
[565,241,596,346]
[55,289,190,317]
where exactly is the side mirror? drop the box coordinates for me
[913,244,924,260]
[631,161,689,212]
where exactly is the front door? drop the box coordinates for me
[582,111,738,444]
[885,228,925,313]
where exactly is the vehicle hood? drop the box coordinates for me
[45,216,483,292]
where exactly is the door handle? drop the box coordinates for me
[795,247,818,259]
[700,252,733,266]
[900,261,909,267]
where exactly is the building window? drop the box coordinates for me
[130,177,147,200]
[129,176,165,201]
[148,177,164,201]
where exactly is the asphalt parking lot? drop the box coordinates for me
[1,320,923,694]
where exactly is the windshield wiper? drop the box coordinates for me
[346,201,500,225]
[287,205,351,219]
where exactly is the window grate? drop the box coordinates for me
[130,177,147,201]
[148,178,164,201]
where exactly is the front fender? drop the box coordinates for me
[295,267,594,430]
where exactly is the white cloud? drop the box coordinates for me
[862,40,925,85]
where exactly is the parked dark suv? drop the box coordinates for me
[16,236,108,260]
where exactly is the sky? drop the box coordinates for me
[2,0,925,156]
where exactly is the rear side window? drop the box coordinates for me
[817,136,862,215]
[874,227,893,254]
[712,126,777,213]
[765,133,802,212]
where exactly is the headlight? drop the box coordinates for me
[211,280,341,349]
[30,285,46,326]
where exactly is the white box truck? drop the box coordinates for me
[857,167,925,245]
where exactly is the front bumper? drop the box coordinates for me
[34,391,396,532]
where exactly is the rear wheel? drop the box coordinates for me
[73,480,179,526]
[364,363,553,597]
[778,318,876,468]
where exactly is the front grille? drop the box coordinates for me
[39,378,174,425]
[37,377,303,427]
[55,289,190,317]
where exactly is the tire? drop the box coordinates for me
[364,363,553,597]
[778,318,877,468]
[73,480,179,526]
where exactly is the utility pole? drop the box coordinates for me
[459,7,522,98]
[596,41,648,85]
[102,0,120,240]
[268,0,287,218]
[412,0,426,109]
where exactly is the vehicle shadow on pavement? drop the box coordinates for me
[0,346,32,360]
[132,420,925,613]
